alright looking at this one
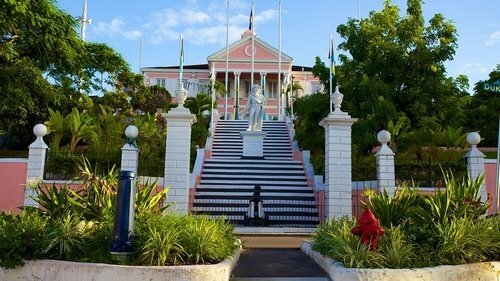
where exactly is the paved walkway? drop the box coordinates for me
[230,235,330,281]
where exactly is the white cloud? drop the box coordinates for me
[93,2,278,46]
[124,30,143,40]
[93,18,125,35]
[485,31,500,46]
[182,10,210,24]
[92,17,142,41]
[255,9,278,24]
[455,63,489,76]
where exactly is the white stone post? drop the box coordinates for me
[319,86,357,219]
[465,132,487,203]
[163,89,197,213]
[24,124,49,207]
[376,130,396,196]
[121,125,139,175]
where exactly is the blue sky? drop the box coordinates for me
[56,0,500,91]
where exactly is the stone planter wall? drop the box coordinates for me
[0,249,240,281]
[301,241,500,281]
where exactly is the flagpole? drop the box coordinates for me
[278,0,282,120]
[329,34,333,114]
[139,36,143,73]
[495,115,500,214]
[179,34,184,88]
[251,1,255,87]
[224,0,229,119]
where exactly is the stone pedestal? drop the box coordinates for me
[465,132,487,203]
[163,107,197,214]
[240,131,267,158]
[376,130,396,196]
[320,110,357,219]
[24,124,49,207]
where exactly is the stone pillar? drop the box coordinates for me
[24,124,49,207]
[234,72,241,120]
[121,125,139,176]
[376,130,396,196]
[163,90,197,213]
[465,132,487,203]
[319,86,357,219]
[260,72,267,120]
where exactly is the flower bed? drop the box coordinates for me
[302,241,500,281]
[0,248,241,281]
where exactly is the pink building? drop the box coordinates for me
[141,29,321,120]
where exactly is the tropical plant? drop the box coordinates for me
[45,108,67,150]
[362,185,421,228]
[31,183,84,219]
[313,218,384,268]
[179,215,238,265]
[136,214,184,266]
[0,210,47,268]
[66,108,94,152]
[76,157,118,219]
[135,179,169,215]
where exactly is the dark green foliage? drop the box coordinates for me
[466,65,500,146]
[0,160,237,269]
[0,210,47,268]
[314,173,499,269]
[134,213,239,266]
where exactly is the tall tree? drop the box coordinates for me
[467,65,500,146]
[336,0,468,152]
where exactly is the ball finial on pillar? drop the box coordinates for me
[377,130,391,145]
[466,132,481,146]
[125,125,139,139]
[124,125,139,148]
[33,124,48,138]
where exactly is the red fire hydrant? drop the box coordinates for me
[351,209,384,250]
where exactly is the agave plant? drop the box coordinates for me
[135,179,169,215]
[31,183,85,219]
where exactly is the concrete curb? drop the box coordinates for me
[0,248,241,281]
[301,241,500,281]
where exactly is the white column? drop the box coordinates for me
[465,132,487,203]
[163,106,197,214]
[319,87,357,219]
[376,130,396,196]
[121,125,139,175]
[234,72,241,120]
[24,124,49,207]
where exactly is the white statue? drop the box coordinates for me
[244,84,266,131]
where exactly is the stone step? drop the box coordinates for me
[194,191,314,197]
[204,159,303,165]
[193,198,317,207]
[201,169,304,176]
[196,185,312,191]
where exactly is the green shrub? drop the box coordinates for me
[313,218,384,268]
[41,214,95,260]
[0,210,47,268]
[134,213,239,266]
[314,172,499,269]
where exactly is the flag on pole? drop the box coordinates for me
[249,6,254,30]
[179,34,184,85]
[328,34,336,78]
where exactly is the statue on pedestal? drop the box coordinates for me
[244,84,266,131]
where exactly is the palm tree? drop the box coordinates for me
[184,94,212,121]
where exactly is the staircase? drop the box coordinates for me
[192,120,319,227]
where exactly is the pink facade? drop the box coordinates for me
[141,30,321,119]
[0,160,28,213]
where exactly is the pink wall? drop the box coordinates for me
[485,161,498,214]
[0,160,28,213]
